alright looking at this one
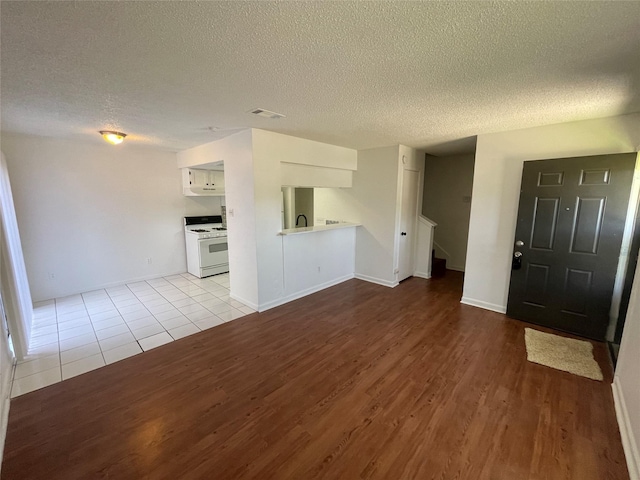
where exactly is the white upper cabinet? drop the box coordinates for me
[191,169,209,187]
[182,168,225,196]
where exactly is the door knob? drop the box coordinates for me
[515,240,525,247]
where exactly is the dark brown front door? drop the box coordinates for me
[507,153,636,340]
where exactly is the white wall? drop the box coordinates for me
[281,163,353,188]
[248,129,286,308]
[315,145,402,287]
[614,255,640,480]
[1,132,222,301]
[463,113,640,313]
[282,228,356,301]
[250,129,360,309]
[422,153,474,271]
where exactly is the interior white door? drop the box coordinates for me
[398,168,420,281]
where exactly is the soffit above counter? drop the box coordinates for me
[280,163,353,188]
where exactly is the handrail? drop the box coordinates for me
[419,215,438,227]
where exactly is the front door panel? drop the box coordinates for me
[507,153,636,340]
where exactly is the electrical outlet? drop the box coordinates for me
[146,258,152,265]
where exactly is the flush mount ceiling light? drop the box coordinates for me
[99,130,127,145]
[248,108,286,119]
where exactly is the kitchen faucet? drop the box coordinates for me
[296,214,308,227]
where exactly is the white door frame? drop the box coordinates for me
[394,149,424,282]
[0,152,33,359]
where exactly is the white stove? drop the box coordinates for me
[185,225,228,239]
[184,215,229,278]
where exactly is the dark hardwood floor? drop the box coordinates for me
[1,273,629,479]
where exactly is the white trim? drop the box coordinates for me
[460,296,507,314]
[447,265,466,273]
[607,153,640,341]
[613,379,640,480]
[354,273,399,288]
[229,292,258,311]
[258,274,355,312]
[392,151,404,280]
[415,210,435,280]
[419,215,438,228]
[0,152,33,359]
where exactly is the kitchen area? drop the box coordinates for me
[176,128,423,314]
[179,152,360,304]
[181,161,231,280]
[176,128,362,313]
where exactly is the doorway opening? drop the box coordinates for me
[421,152,476,276]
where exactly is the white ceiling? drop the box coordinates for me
[1,1,639,156]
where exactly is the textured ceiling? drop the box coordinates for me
[1,1,639,155]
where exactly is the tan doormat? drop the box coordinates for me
[524,328,603,381]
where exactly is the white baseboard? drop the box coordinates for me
[33,269,192,303]
[258,274,355,312]
[354,273,399,288]
[228,293,258,311]
[613,379,640,480]
[413,271,431,280]
[460,296,507,314]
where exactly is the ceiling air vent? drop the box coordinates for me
[249,108,286,120]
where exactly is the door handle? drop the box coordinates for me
[512,251,523,270]
[401,232,407,236]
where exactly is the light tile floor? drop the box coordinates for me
[12,272,254,398]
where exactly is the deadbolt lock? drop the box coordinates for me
[512,251,523,270]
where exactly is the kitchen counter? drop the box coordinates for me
[279,222,361,236]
